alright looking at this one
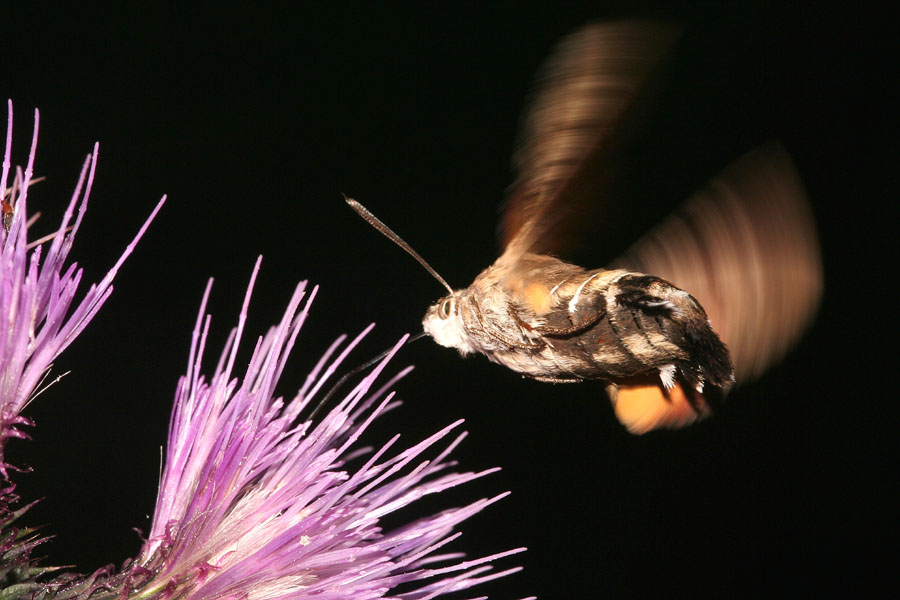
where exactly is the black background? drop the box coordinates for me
[2,3,893,598]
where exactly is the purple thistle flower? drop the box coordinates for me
[130,257,529,599]
[0,101,165,478]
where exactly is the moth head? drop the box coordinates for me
[422,293,476,354]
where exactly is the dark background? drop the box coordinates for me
[2,3,893,598]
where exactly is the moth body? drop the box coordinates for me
[423,253,733,392]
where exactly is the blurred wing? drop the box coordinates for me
[610,142,823,432]
[611,382,714,435]
[500,21,681,262]
[609,143,822,433]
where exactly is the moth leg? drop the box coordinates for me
[529,375,583,384]
[470,299,544,350]
[483,325,544,350]
[507,305,604,338]
[533,310,604,337]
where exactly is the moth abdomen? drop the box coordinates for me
[606,273,733,390]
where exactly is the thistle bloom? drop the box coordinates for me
[124,259,528,599]
[0,101,165,477]
[0,104,530,599]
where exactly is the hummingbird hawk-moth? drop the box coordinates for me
[347,22,822,434]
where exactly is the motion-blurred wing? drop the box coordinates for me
[499,21,681,262]
[610,143,823,433]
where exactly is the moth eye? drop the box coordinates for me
[439,298,454,319]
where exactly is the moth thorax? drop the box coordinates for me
[422,293,476,355]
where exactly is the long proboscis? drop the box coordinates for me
[307,331,428,422]
[345,196,454,294]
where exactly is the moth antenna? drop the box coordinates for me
[345,196,454,294]
[307,332,428,422]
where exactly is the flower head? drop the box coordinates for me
[0,101,164,597]
[127,257,527,599]
[0,100,165,477]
